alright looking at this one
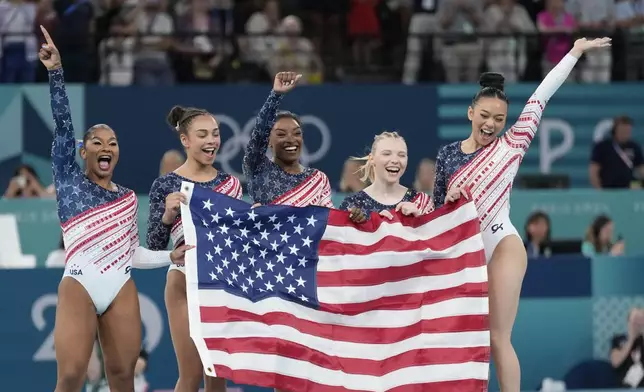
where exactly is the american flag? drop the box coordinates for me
[180,182,489,392]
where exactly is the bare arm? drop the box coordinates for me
[611,337,637,367]
[589,163,602,189]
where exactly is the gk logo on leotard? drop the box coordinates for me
[125,266,131,274]
[215,114,332,179]
[491,223,504,234]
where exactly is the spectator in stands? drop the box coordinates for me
[537,0,576,79]
[243,0,281,65]
[615,0,644,81]
[3,164,46,199]
[159,149,185,176]
[0,0,37,83]
[610,307,644,388]
[98,2,138,85]
[566,0,615,83]
[581,215,625,257]
[590,116,644,189]
[52,0,94,83]
[268,15,324,84]
[523,211,552,257]
[483,0,535,83]
[402,0,439,85]
[134,0,175,86]
[437,0,484,83]
[174,0,234,83]
[45,235,65,268]
[413,158,435,194]
[339,159,366,193]
[347,0,381,69]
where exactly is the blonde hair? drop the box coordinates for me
[350,131,405,183]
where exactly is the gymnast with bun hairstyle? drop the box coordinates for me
[432,37,612,390]
[147,105,243,392]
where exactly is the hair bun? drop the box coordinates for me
[166,105,187,129]
[479,72,505,92]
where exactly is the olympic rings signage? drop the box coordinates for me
[214,114,332,179]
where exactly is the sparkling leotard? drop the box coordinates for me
[339,189,434,218]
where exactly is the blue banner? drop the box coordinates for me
[2,84,644,193]
[3,256,644,391]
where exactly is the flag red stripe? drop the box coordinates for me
[318,219,480,256]
[316,251,485,287]
[203,337,489,376]
[318,283,488,315]
[210,365,487,392]
[327,198,469,231]
[200,306,489,344]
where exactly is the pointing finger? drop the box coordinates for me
[40,25,54,47]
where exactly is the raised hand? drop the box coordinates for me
[573,37,612,53]
[162,192,187,225]
[273,72,302,94]
[38,25,62,70]
[170,244,195,265]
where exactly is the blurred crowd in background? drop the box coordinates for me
[1,0,644,85]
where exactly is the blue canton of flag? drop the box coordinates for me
[188,185,330,308]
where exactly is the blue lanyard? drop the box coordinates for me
[63,0,89,16]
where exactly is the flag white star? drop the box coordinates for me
[268,214,278,222]
[203,199,213,210]
[242,243,251,253]
[306,215,318,227]
[224,237,233,248]
[210,213,221,223]
[231,271,238,281]
[275,273,285,284]
[225,207,234,217]
[202,219,208,227]
[287,215,296,223]
[286,284,296,294]
[222,258,230,268]
[254,221,263,230]
[248,256,257,266]
[240,283,249,293]
[298,257,307,267]
[276,253,286,263]
[252,238,261,246]
[239,227,249,238]
[293,224,303,235]
[280,232,290,243]
[301,236,312,247]
[247,210,258,221]
[233,218,242,226]
[206,231,214,242]
[265,281,274,291]
[215,265,223,274]
[259,230,270,240]
[285,265,295,276]
[296,276,306,287]
[226,278,233,285]
[246,276,255,286]
[273,222,283,231]
[288,244,300,255]
[213,245,222,255]
[266,260,275,271]
[231,250,240,261]
[299,295,308,302]
[206,252,213,262]
[209,271,217,280]
[255,269,265,279]
[270,241,279,251]
[218,224,229,234]
[259,249,268,258]
[238,264,247,274]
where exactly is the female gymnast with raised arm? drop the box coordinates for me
[147,106,243,392]
[38,26,191,392]
[432,37,611,391]
[242,72,334,209]
[338,131,435,222]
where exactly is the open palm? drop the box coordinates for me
[573,37,611,53]
[38,26,62,70]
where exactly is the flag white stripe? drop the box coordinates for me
[204,351,489,390]
[198,293,489,328]
[322,204,478,247]
[316,237,484,272]
[317,265,487,304]
[201,322,490,358]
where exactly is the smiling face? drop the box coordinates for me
[371,136,408,185]
[80,126,119,180]
[179,114,220,166]
[270,116,302,166]
[468,96,508,147]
